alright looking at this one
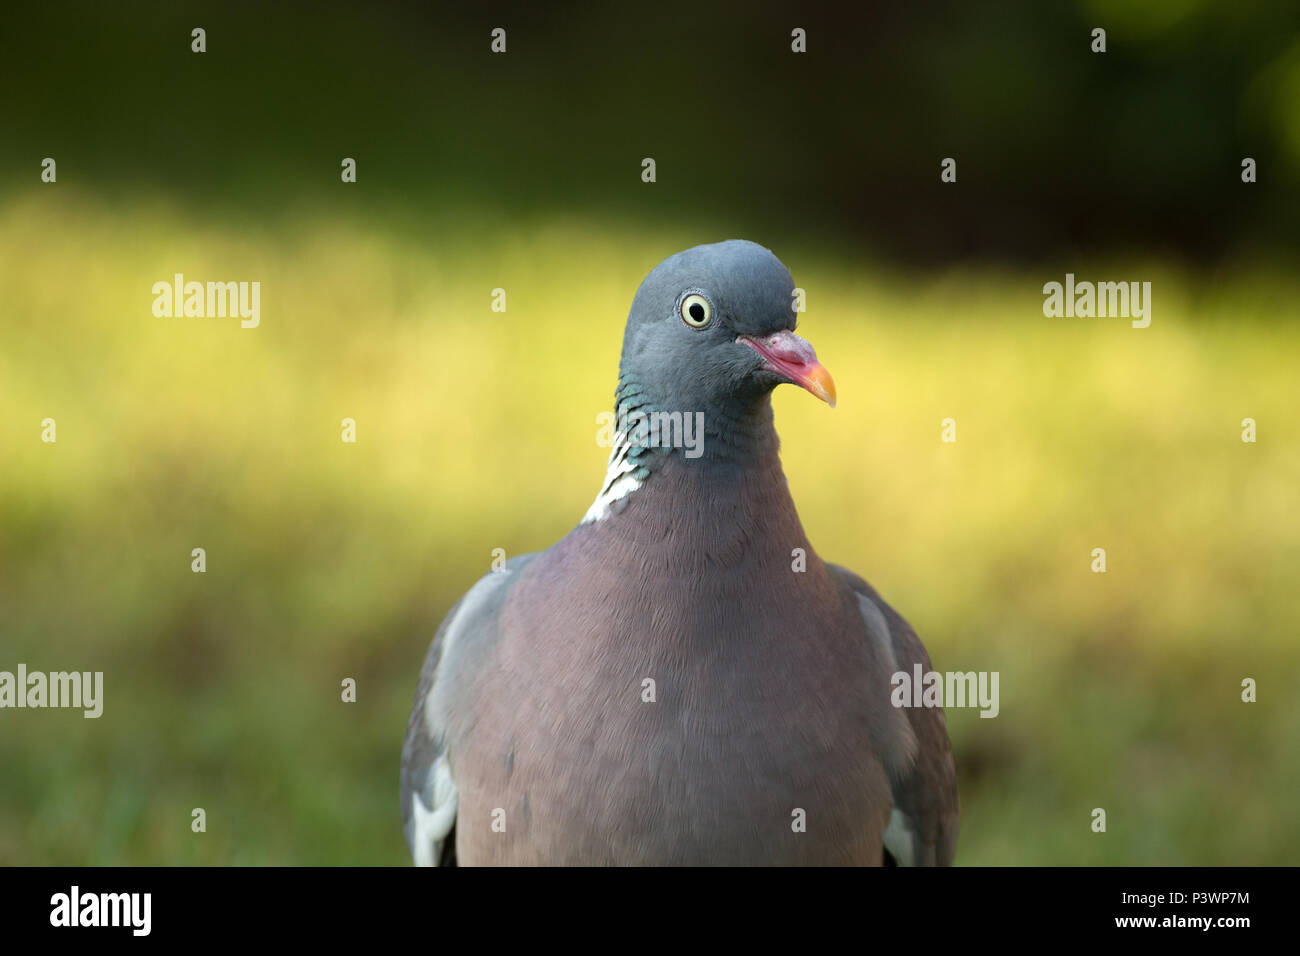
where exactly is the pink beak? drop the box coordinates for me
[738,330,837,408]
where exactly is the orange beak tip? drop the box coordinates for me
[810,367,837,408]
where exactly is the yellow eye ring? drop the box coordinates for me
[680,293,712,328]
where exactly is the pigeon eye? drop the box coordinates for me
[680,293,712,328]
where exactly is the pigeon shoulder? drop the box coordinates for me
[400,552,539,865]
[827,562,960,866]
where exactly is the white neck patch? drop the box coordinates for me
[581,430,644,524]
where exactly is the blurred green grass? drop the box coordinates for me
[1,191,1298,864]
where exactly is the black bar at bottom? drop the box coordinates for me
[0,866,1279,942]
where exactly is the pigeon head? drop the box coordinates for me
[617,240,836,420]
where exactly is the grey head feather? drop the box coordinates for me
[616,239,799,450]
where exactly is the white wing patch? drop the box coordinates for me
[856,591,924,866]
[883,808,917,866]
[409,568,512,866]
[411,756,457,867]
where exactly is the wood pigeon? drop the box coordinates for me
[401,240,958,865]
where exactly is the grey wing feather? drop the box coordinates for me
[829,564,960,866]
[400,554,537,866]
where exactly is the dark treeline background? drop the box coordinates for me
[2,0,1297,264]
